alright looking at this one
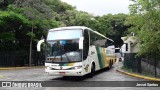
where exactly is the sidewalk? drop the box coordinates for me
[116,61,160,81]
[0,66,45,70]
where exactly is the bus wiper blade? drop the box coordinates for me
[52,53,58,63]
[52,45,61,62]
[64,53,71,63]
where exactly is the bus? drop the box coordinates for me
[37,26,116,77]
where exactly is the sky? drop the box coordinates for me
[61,0,133,16]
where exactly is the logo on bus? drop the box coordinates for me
[84,64,89,72]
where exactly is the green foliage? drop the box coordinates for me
[0,10,30,27]
[26,32,35,38]
[97,14,129,47]
[0,10,31,50]
[0,0,73,51]
[0,32,15,41]
[126,0,160,56]
[0,0,129,51]
[121,66,133,72]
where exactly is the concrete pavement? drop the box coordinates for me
[0,66,45,70]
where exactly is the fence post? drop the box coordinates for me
[154,52,157,77]
[137,56,141,73]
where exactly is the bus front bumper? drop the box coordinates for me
[45,68,84,76]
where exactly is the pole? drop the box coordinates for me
[29,25,33,66]
[154,52,157,77]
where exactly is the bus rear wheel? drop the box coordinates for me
[107,61,112,70]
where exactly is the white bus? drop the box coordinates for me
[37,26,115,77]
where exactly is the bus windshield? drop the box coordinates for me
[46,39,82,63]
[47,30,82,41]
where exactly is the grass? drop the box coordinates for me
[121,66,133,72]
[120,66,160,78]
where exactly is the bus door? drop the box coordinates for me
[82,30,90,73]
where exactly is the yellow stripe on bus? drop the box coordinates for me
[102,48,107,67]
[68,63,74,66]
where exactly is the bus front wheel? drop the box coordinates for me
[89,63,95,78]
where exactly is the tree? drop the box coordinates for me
[96,14,129,47]
[0,0,130,66]
[126,0,160,55]
[0,11,31,50]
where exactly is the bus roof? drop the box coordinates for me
[49,26,114,42]
[49,26,89,31]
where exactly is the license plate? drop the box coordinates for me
[59,72,65,75]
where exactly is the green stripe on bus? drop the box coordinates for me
[96,47,103,69]
[59,63,67,66]
[59,63,64,66]
[100,48,105,68]
[59,63,74,66]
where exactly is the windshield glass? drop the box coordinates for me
[46,39,82,63]
[47,30,82,41]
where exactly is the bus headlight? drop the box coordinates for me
[46,66,52,70]
[75,66,82,69]
[70,66,82,70]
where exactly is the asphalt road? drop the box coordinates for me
[0,61,142,81]
[0,61,159,90]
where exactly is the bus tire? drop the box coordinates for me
[111,60,113,65]
[107,61,112,70]
[111,60,113,67]
[89,63,95,78]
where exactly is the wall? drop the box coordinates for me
[141,60,160,76]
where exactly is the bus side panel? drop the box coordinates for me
[106,49,116,66]
[95,47,109,69]
[89,46,101,71]
[81,55,91,75]
[102,48,110,67]
[112,55,116,64]
[82,46,101,75]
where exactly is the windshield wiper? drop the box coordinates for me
[64,53,71,62]
[52,53,58,63]
[52,46,61,63]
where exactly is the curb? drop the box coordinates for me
[0,66,45,70]
[116,69,160,81]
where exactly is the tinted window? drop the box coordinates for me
[90,31,106,47]
[83,30,89,60]
[115,49,120,53]
[46,39,82,63]
[126,43,128,51]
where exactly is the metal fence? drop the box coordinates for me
[0,50,45,67]
[123,53,160,77]
[123,53,141,73]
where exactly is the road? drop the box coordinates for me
[0,61,142,81]
[0,61,159,90]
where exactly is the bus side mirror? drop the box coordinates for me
[79,37,84,49]
[37,39,44,52]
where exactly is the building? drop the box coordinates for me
[121,36,141,72]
